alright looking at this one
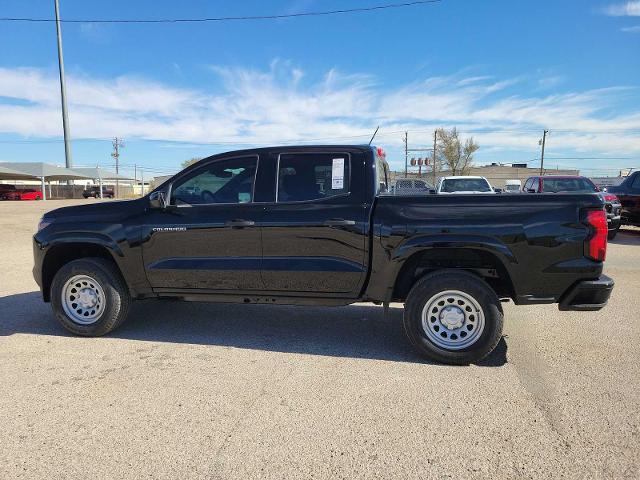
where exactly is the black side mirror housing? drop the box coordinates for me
[527,189,536,193]
[429,189,436,194]
[149,191,168,209]
[494,188,503,193]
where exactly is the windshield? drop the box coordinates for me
[441,178,492,193]
[542,178,597,193]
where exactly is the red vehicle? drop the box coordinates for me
[4,188,43,201]
[608,171,640,227]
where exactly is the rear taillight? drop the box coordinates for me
[584,209,607,262]
[603,194,618,202]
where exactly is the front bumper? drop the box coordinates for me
[558,275,614,311]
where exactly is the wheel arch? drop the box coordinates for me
[41,242,125,302]
[391,245,516,302]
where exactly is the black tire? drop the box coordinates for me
[50,257,131,336]
[607,227,618,240]
[403,270,503,365]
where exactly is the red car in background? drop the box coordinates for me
[3,188,43,201]
[608,171,640,228]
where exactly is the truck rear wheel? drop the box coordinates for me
[50,257,131,336]
[403,270,503,365]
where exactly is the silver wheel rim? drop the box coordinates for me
[61,275,105,325]
[421,290,485,350]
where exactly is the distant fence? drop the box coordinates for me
[44,184,140,199]
[45,185,85,199]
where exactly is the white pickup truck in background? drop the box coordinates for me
[436,176,496,194]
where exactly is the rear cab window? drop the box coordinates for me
[441,178,492,193]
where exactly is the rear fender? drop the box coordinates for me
[368,234,516,303]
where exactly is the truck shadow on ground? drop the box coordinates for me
[0,291,507,367]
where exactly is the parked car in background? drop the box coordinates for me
[436,176,495,194]
[503,179,522,192]
[83,186,115,199]
[0,184,17,199]
[393,178,432,195]
[522,175,598,194]
[599,193,622,239]
[607,171,640,227]
[522,175,621,239]
[4,188,43,201]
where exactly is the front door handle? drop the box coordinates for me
[323,219,356,226]
[225,219,255,228]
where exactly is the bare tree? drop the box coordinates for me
[181,157,203,169]
[436,127,479,175]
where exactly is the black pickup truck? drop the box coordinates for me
[33,146,614,364]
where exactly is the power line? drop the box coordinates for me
[544,156,633,160]
[0,1,442,24]
[3,127,640,146]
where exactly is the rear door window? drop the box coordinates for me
[277,153,350,202]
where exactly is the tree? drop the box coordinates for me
[181,157,203,169]
[436,127,479,176]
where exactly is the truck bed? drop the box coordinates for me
[366,192,605,305]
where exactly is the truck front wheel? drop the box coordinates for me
[404,270,503,365]
[50,258,131,336]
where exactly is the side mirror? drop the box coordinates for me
[149,191,168,209]
[527,189,536,193]
[429,189,437,194]
[494,188,503,193]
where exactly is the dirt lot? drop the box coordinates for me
[1,199,638,479]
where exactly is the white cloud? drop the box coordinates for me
[621,24,640,31]
[602,1,640,16]
[0,64,639,164]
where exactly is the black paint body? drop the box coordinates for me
[33,145,613,310]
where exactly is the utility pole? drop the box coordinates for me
[403,131,408,177]
[432,129,437,187]
[111,137,124,198]
[539,129,548,175]
[406,132,435,182]
[54,0,73,170]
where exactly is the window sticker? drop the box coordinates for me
[332,158,345,189]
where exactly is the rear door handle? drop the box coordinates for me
[323,219,356,226]
[225,219,255,228]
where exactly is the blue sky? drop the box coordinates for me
[0,0,639,178]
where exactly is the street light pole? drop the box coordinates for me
[54,0,73,169]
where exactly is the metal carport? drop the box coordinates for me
[0,162,93,200]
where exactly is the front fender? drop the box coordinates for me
[38,232,124,257]
[34,226,151,301]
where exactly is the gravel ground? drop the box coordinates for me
[1,199,638,479]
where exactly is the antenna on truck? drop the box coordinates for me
[368,125,380,146]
